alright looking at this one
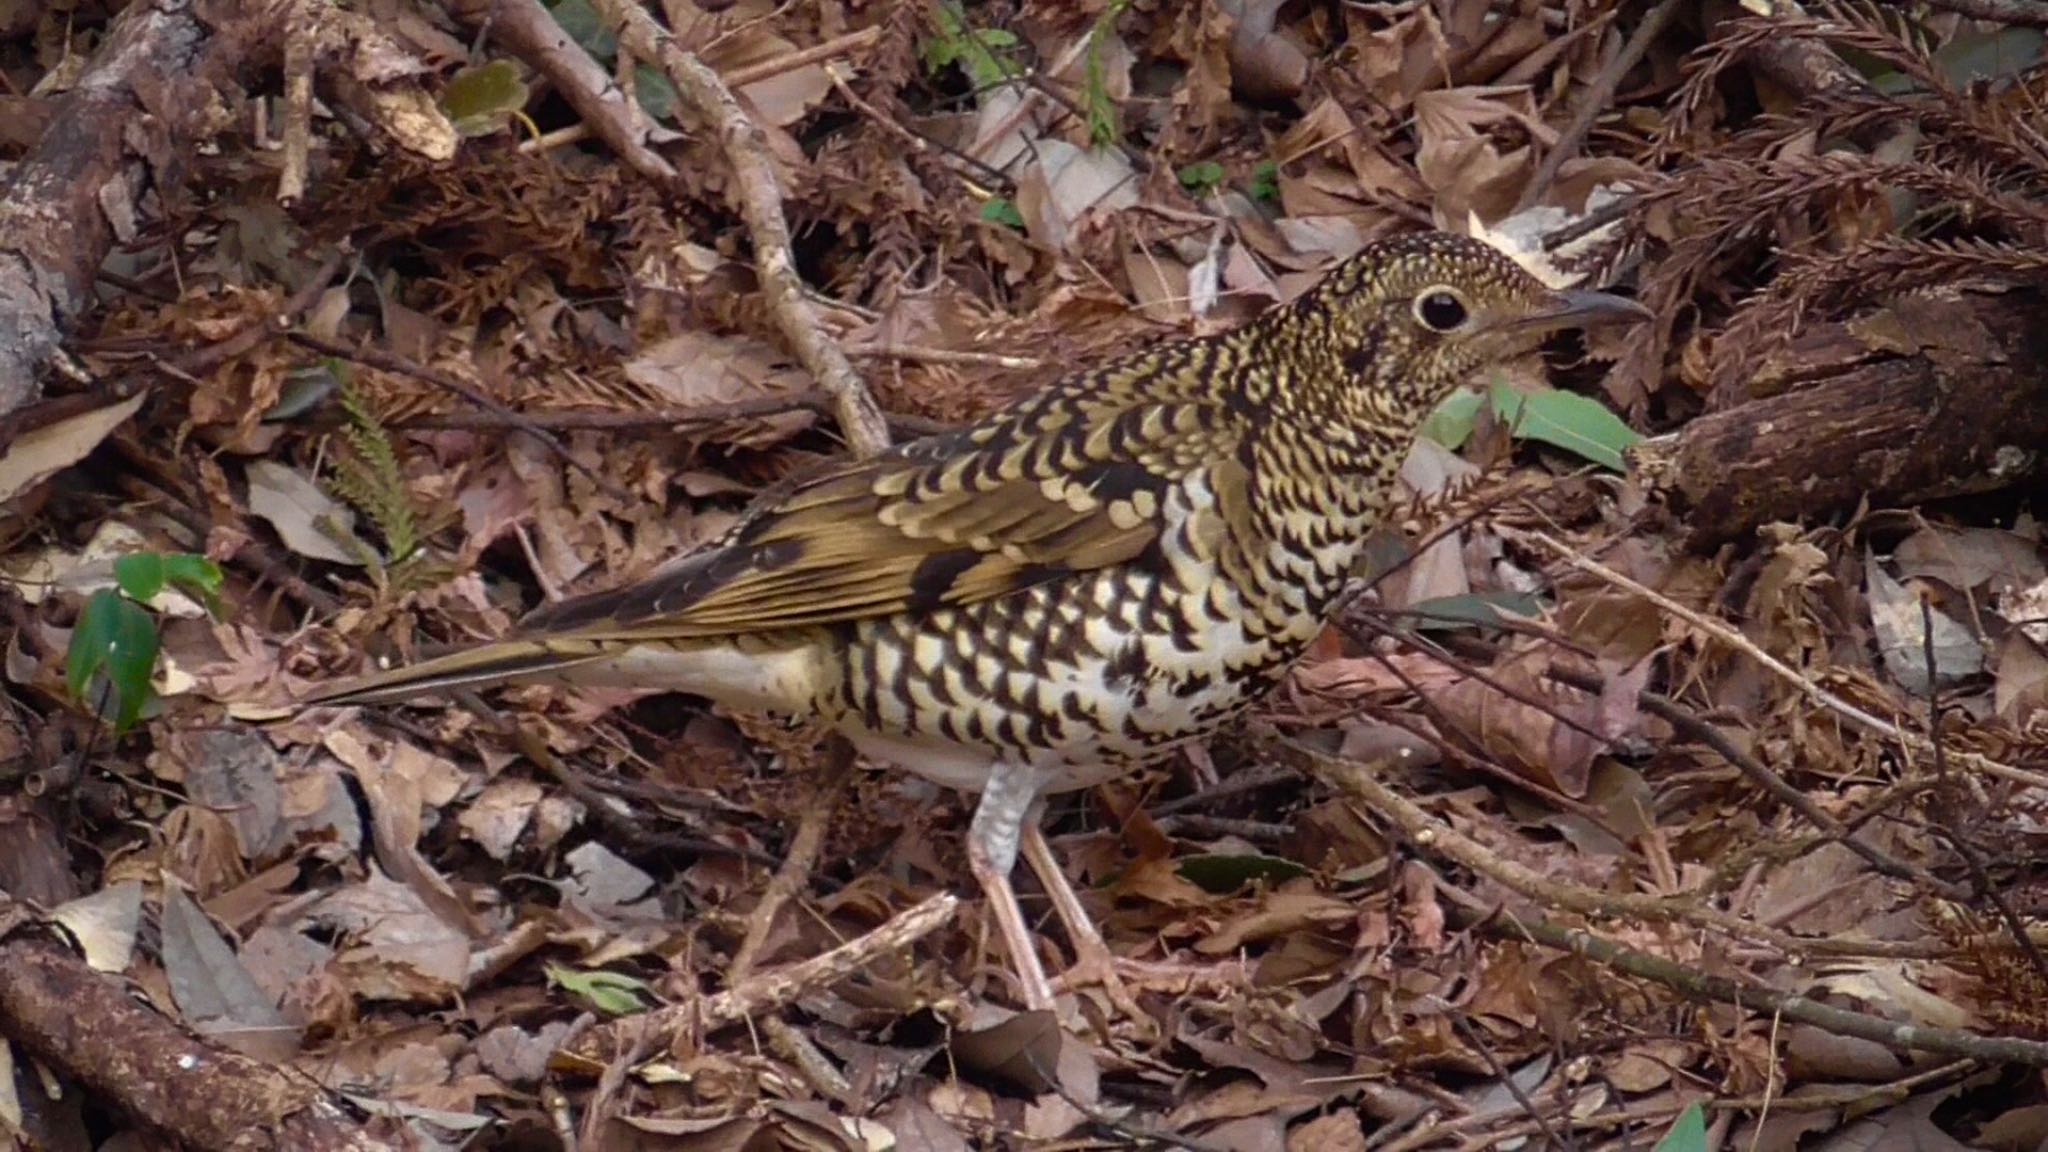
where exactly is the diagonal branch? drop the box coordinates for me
[584,0,892,459]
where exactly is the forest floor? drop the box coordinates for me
[5,1,2048,1149]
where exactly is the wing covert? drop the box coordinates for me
[517,401,1241,642]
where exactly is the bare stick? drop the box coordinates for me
[563,893,960,1064]
[723,27,882,89]
[726,738,856,982]
[1519,0,1681,210]
[279,22,315,205]
[1466,909,2048,1068]
[589,0,891,458]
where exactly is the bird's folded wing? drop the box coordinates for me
[519,404,1244,641]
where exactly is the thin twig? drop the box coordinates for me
[727,739,857,982]
[1438,997,1581,1152]
[1543,664,1967,900]
[468,0,677,181]
[1520,0,1682,210]
[1258,725,1950,959]
[846,343,1045,371]
[1525,531,2048,791]
[564,892,960,1064]
[722,27,881,89]
[286,329,625,501]
[1464,908,2048,1067]
[1917,594,2048,985]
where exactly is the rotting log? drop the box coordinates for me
[0,0,209,420]
[0,0,454,424]
[0,903,398,1150]
[1628,288,2048,550]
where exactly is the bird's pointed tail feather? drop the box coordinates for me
[298,638,616,707]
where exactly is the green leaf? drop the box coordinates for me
[1404,592,1543,633]
[1177,161,1225,195]
[633,63,677,123]
[979,197,1025,229]
[1081,0,1129,149]
[1654,1103,1708,1152]
[1490,385,1639,472]
[114,553,225,616]
[1421,388,1484,450]
[163,555,225,616]
[113,554,166,603]
[1177,854,1308,894]
[66,589,160,736]
[441,59,531,137]
[548,0,615,58]
[546,963,653,1016]
[1249,160,1280,203]
[924,4,1020,89]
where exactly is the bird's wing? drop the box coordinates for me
[516,397,1247,642]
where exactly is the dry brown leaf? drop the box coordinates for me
[1216,0,1308,100]
[1015,140,1140,254]
[161,886,303,1061]
[1195,886,1355,955]
[1994,633,2048,723]
[0,392,147,505]
[246,459,370,566]
[622,330,818,447]
[1413,86,1550,226]
[1288,1112,1367,1152]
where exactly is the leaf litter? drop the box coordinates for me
[6,0,2048,1148]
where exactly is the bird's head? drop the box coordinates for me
[1272,231,1650,433]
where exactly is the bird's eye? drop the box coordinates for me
[1413,288,1470,332]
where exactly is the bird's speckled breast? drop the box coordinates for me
[812,463,1375,793]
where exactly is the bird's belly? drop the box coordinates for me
[826,567,1310,794]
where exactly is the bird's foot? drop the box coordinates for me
[1050,945,1153,1028]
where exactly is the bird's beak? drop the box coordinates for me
[1504,288,1654,335]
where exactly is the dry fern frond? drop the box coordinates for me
[1712,237,2048,392]
[1657,3,1946,158]
[1624,3,2048,408]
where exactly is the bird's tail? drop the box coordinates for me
[297,638,617,707]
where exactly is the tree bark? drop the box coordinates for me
[1629,288,2048,549]
[0,908,399,1150]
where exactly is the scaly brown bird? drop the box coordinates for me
[302,231,1648,1014]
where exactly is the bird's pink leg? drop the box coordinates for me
[1023,821,1250,1018]
[967,763,1058,1012]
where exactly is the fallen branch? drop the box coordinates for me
[1632,290,2048,544]
[1465,909,2048,1068]
[0,0,213,421]
[0,902,398,1150]
[588,0,891,458]
[0,0,454,421]
[560,892,960,1068]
